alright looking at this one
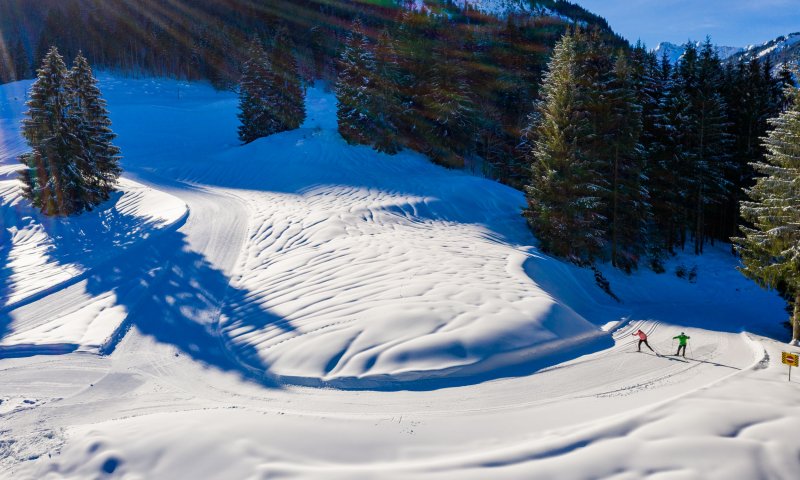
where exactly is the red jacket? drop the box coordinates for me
[634,330,647,340]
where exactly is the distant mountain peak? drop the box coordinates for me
[735,32,800,74]
[652,41,743,64]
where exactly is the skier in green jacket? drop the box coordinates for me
[673,332,690,357]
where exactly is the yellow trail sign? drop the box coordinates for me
[783,352,799,381]
[783,352,799,367]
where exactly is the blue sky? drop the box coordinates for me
[575,0,800,48]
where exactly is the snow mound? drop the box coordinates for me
[205,87,602,385]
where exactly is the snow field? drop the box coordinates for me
[217,131,601,384]
[1,75,798,479]
[0,178,187,354]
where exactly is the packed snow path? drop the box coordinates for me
[1,78,797,479]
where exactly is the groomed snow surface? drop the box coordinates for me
[1,76,799,479]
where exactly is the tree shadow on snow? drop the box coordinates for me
[79,224,290,388]
[0,219,12,342]
[0,199,292,388]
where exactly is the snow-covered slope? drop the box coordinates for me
[1,76,798,479]
[1,77,610,385]
[732,32,800,74]
[408,0,590,24]
[411,0,532,15]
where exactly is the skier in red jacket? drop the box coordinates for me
[632,329,655,353]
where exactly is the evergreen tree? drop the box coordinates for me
[524,31,605,263]
[67,52,122,206]
[238,37,275,144]
[417,19,475,167]
[336,18,375,146]
[269,26,305,131]
[675,40,732,253]
[371,28,404,154]
[607,53,648,271]
[12,37,31,81]
[637,50,684,261]
[573,28,614,259]
[18,47,85,215]
[733,88,800,345]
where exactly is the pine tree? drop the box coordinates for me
[67,52,122,206]
[674,40,732,254]
[336,18,375,146]
[371,28,404,154]
[524,31,605,264]
[733,88,800,345]
[269,26,305,131]
[18,47,85,215]
[634,49,681,262]
[238,37,276,144]
[660,55,695,251]
[607,53,648,272]
[12,37,31,81]
[417,19,475,167]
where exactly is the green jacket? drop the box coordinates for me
[673,334,690,346]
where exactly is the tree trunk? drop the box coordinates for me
[792,293,800,346]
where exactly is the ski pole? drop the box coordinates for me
[689,344,694,358]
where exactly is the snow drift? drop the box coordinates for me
[1,76,605,383]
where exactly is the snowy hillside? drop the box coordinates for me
[1,77,612,385]
[409,0,593,24]
[1,76,799,479]
[412,0,536,15]
[732,32,800,74]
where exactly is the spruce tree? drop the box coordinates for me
[637,50,683,261]
[371,29,404,154]
[674,40,732,253]
[12,37,31,81]
[607,54,648,272]
[269,26,305,131]
[67,52,122,206]
[238,37,276,144]
[661,55,695,251]
[336,18,375,146]
[18,47,84,216]
[417,19,475,167]
[524,31,604,264]
[733,88,800,345]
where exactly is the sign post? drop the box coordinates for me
[782,352,799,381]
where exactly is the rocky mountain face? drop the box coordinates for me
[731,32,800,74]
[652,41,743,64]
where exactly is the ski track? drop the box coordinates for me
[1,77,797,479]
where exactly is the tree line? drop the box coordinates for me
[2,0,623,181]
[523,29,794,272]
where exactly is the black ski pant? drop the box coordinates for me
[676,345,686,357]
[638,340,654,352]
